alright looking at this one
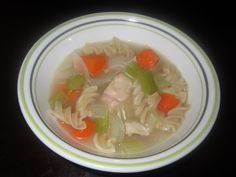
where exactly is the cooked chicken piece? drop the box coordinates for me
[125,121,150,136]
[71,52,88,74]
[100,93,119,109]
[101,73,132,107]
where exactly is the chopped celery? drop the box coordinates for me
[120,139,145,153]
[66,74,85,90]
[138,69,157,95]
[123,62,140,80]
[124,62,157,95]
[93,116,109,134]
[49,91,65,109]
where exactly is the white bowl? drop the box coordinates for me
[17,12,220,173]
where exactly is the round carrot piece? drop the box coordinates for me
[157,93,180,113]
[136,49,159,69]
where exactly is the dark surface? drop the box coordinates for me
[1,1,234,177]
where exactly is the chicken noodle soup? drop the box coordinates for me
[48,37,190,155]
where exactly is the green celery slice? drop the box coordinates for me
[66,74,86,90]
[138,69,157,95]
[123,62,140,80]
[124,62,157,95]
[93,116,109,134]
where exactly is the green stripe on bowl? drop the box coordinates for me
[18,12,220,171]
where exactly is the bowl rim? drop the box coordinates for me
[17,12,220,173]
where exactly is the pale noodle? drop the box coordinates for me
[48,102,86,130]
[156,104,190,133]
[80,37,135,58]
[93,133,116,153]
[132,81,160,123]
[160,62,188,103]
[75,85,98,118]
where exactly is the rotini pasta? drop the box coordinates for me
[166,104,190,119]
[48,102,86,130]
[93,133,116,153]
[160,62,188,103]
[111,37,135,58]
[80,42,112,56]
[156,104,190,133]
[75,85,98,118]
[132,81,160,123]
[80,37,135,58]
[125,121,150,136]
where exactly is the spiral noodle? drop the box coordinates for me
[75,85,98,118]
[48,102,86,130]
[156,104,190,133]
[93,133,116,153]
[80,41,114,56]
[132,81,160,123]
[80,37,135,58]
[111,37,135,58]
[160,62,188,103]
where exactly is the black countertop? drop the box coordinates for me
[1,1,234,177]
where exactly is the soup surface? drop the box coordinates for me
[48,37,190,155]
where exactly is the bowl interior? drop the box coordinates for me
[31,22,206,158]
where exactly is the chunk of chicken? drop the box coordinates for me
[101,73,132,107]
[100,93,119,108]
[71,52,88,74]
[125,122,150,136]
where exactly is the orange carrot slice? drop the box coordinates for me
[157,93,180,113]
[136,49,159,69]
[82,54,107,76]
[60,118,94,139]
